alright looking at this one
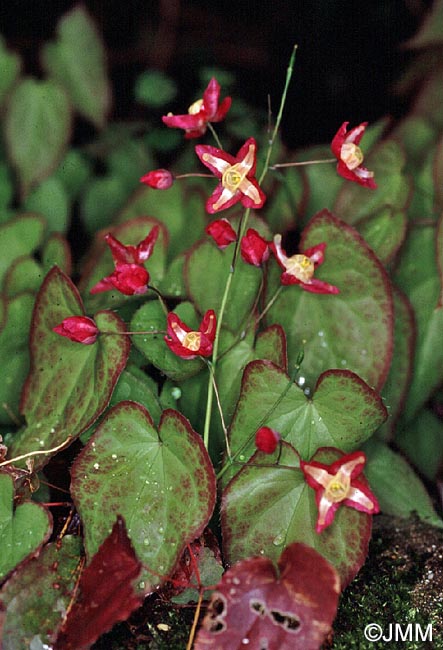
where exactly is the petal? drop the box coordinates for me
[331,122,348,157]
[235,138,258,177]
[206,219,237,248]
[301,461,333,490]
[299,278,340,295]
[270,234,288,269]
[212,96,232,122]
[240,229,269,266]
[104,233,134,265]
[164,336,199,359]
[344,122,368,146]
[199,309,217,340]
[136,226,160,262]
[195,144,236,177]
[206,184,241,214]
[162,113,204,130]
[90,274,115,294]
[202,77,221,117]
[330,451,367,480]
[316,492,340,533]
[166,312,191,344]
[304,242,326,266]
[238,177,266,209]
[345,480,380,515]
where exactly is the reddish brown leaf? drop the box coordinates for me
[195,542,340,650]
[54,516,143,650]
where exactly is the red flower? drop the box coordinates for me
[331,122,377,189]
[162,77,231,139]
[241,228,269,266]
[195,137,266,214]
[206,218,237,249]
[140,169,174,190]
[255,426,280,454]
[53,316,99,345]
[165,310,216,359]
[90,227,159,296]
[90,263,149,296]
[301,450,380,533]
[271,234,340,294]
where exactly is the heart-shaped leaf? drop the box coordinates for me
[0,35,21,107]
[396,408,443,481]
[8,266,130,471]
[185,239,262,332]
[222,444,374,587]
[0,535,83,648]
[54,516,143,650]
[70,402,216,589]
[266,210,394,391]
[23,176,70,234]
[356,206,407,265]
[4,78,72,197]
[0,473,52,580]
[226,360,387,475]
[195,542,340,650]
[41,5,111,128]
[333,140,410,223]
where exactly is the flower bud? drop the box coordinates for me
[53,316,99,345]
[140,169,174,190]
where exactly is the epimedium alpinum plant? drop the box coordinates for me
[0,3,443,649]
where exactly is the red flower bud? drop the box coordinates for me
[255,426,281,454]
[53,316,99,345]
[90,263,149,296]
[205,218,237,249]
[240,228,269,266]
[140,169,174,190]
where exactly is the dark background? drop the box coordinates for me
[0,0,433,147]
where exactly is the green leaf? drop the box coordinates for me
[0,473,52,580]
[107,139,153,192]
[23,176,70,234]
[266,210,394,391]
[4,78,72,197]
[356,207,407,265]
[81,217,168,311]
[333,140,410,223]
[116,184,206,261]
[0,161,14,213]
[225,361,387,484]
[396,408,443,481]
[407,147,437,221]
[130,300,204,381]
[222,444,372,587]
[377,288,415,441]
[434,133,443,212]
[0,35,21,106]
[42,233,72,275]
[157,254,188,299]
[41,5,111,128]
[394,221,443,419]
[265,166,306,232]
[391,115,436,169]
[363,438,443,528]
[4,258,43,297]
[8,267,130,471]
[0,535,83,648]
[134,71,177,108]
[55,149,92,200]
[71,403,216,589]
[81,175,129,234]
[0,214,46,287]
[185,240,261,332]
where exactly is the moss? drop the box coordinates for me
[328,514,443,649]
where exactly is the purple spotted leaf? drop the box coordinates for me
[8,266,130,471]
[222,444,374,587]
[266,210,394,392]
[194,542,340,650]
[70,402,216,591]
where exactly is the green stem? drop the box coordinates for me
[270,158,335,170]
[207,122,223,149]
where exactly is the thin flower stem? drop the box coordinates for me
[270,158,335,169]
[0,436,73,467]
[203,359,231,458]
[186,590,203,650]
[100,329,165,336]
[207,122,223,149]
[255,285,283,325]
[175,173,214,180]
[258,44,298,186]
[148,285,169,318]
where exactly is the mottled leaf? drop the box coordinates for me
[0,535,83,649]
[0,473,52,581]
[23,176,70,234]
[8,267,130,471]
[396,408,443,482]
[195,542,340,650]
[0,36,21,106]
[222,445,374,588]
[71,403,216,590]
[4,78,72,197]
[0,214,46,287]
[266,210,394,392]
[356,207,407,265]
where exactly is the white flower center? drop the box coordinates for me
[188,99,204,115]
[182,331,201,351]
[325,474,350,503]
[285,254,314,282]
[222,164,245,192]
[340,142,364,170]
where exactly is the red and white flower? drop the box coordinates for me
[271,234,339,294]
[162,77,231,139]
[195,137,266,214]
[301,450,380,533]
[241,228,269,266]
[53,316,99,345]
[165,310,217,359]
[331,122,377,189]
